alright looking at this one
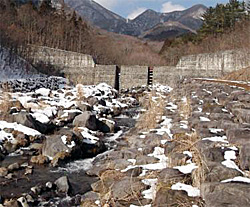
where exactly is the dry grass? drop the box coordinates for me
[76,84,86,102]
[178,97,192,119]
[173,132,207,188]
[0,92,11,118]
[136,91,165,130]
[222,67,250,82]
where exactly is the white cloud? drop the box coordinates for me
[127,7,147,20]
[161,1,186,13]
[94,0,117,10]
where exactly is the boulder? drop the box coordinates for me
[42,135,70,159]
[0,167,8,177]
[153,188,198,207]
[204,162,242,183]
[77,102,92,112]
[97,118,116,133]
[226,128,250,145]
[240,144,250,170]
[73,112,97,131]
[55,176,70,193]
[11,111,54,134]
[8,162,20,172]
[201,182,250,207]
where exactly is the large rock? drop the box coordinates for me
[232,108,250,124]
[204,162,242,183]
[240,144,250,170]
[201,182,250,207]
[55,176,70,193]
[11,111,54,134]
[73,112,97,131]
[153,188,199,207]
[0,167,8,177]
[42,135,70,159]
[43,129,105,162]
[97,118,116,133]
[226,128,250,145]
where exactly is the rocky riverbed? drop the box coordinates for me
[0,77,250,207]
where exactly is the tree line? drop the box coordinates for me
[160,0,250,65]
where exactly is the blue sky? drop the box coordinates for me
[94,0,229,19]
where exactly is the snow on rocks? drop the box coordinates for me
[142,178,158,200]
[221,176,250,184]
[173,163,198,174]
[0,121,41,137]
[171,183,200,197]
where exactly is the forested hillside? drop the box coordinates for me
[0,0,165,67]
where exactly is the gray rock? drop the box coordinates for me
[77,103,92,112]
[0,167,8,177]
[153,188,198,207]
[42,135,70,158]
[158,168,186,184]
[8,162,20,171]
[204,162,242,183]
[240,144,250,170]
[97,118,116,133]
[55,176,70,193]
[111,177,146,201]
[201,182,250,207]
[226,128,250,145]
[11,111,54,134]
[73,111,97,130]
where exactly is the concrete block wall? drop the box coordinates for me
[153,66,179,86]
[26,45,95,68]
[120,66,148,89]
[62,67,96,85]
[94,65,117,88]
[21,45,250,90]
[177,49,250,74]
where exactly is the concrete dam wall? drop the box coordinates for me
[26,45,250,89]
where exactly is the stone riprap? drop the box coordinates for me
[81,79,250,207]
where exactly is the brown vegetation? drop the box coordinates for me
[222,67,250,82]
[0,1,165,70]
[136,91,165,130]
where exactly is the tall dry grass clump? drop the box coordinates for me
[178,97,192,119]
[76,84,86,102]
[173,132,207,188]
[0,92,11,119]
[136,91,165,130]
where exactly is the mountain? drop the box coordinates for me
[61,0,207,40]
[141,21,197,41]
[18,0,207,40]
[63,0,128,33]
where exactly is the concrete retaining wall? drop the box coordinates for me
[94,65,117,88]
[22,45,250,89]
[120,66,148,89]
[26,45,95,68]
[177,49,250,74]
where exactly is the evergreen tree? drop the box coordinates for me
[39,0,54,15]
[199,0,248,37]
